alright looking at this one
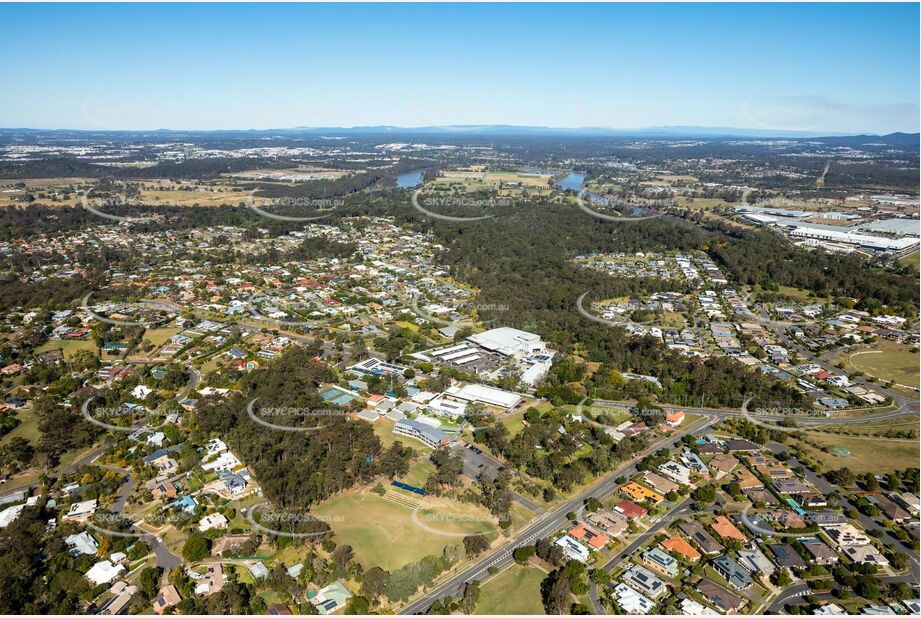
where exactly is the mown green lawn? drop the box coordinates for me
[477,565,547,614]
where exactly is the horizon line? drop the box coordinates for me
[1,124,918,139]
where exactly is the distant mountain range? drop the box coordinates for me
[281,124,881,139]
[1,125,918,143]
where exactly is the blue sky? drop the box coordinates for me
[1,3,918,133]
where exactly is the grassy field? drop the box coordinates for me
[500,411,527,438]
[774,285,822,302]
[0,407,39,445]
[676,197,735,211]
[373,419,407,450]
[657,311,687,328]
[0,178,89,207]
[36,339,97,360]
[898,250,919,270]
[844,341,919,388]
[139,187,244,207]
[399,460,435,487]
[311,490,499,571]
[477,565,547,614]
[803,433,919,474]
[143,327,181,347]
[558,403,631,426]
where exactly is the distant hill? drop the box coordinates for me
[0,126,917,149]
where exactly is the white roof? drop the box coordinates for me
[0,504,25,528]
[467,327,542,355]
[613,583,655,613]
[198,513,229,532]
[447,383,521,408]
[681,598,711,615]
[202,451,240,471]
[85,560,125,585]
[65,531,99,555]
[67,499,98,518]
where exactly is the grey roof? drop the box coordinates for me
[395,419,448,445]
[769,543,806,568]
[713,554,753,589]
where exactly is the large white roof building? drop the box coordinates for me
[446,383,522,409]
[466,327,547,357]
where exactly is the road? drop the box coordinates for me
[58,367,201,571]
[767,574,918,613]
[593,396,918,427]
[398,416,715,614]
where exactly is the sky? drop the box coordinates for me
[1,2,918,134]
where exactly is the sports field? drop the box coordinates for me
[845,341,920,389]
[476,565,547,614]
[311,491,500,571]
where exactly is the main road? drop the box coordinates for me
[398,416,716,614]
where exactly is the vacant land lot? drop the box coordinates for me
[36,339,97,360]
[675,196,735,211]
[139,187,244,207]
[844,342,919,388]
[804,433,919,474]
[142,327,181,348]
[500,411,527,438]
[477,565,546,614]
[312,491,499,571]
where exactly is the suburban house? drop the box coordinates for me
[711,515,746,541]
[612,582,655,614]
[660,535,701,562]
[643,547,679,577]
[696,579,745,614]
[801,538,839,565]
[712,555,753,589]
[153,585,182,614]
[677,520,723,555]
[621,482,664,504]
[554,535,591,563]
[569,523,610,550]
[623,564,668,599]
